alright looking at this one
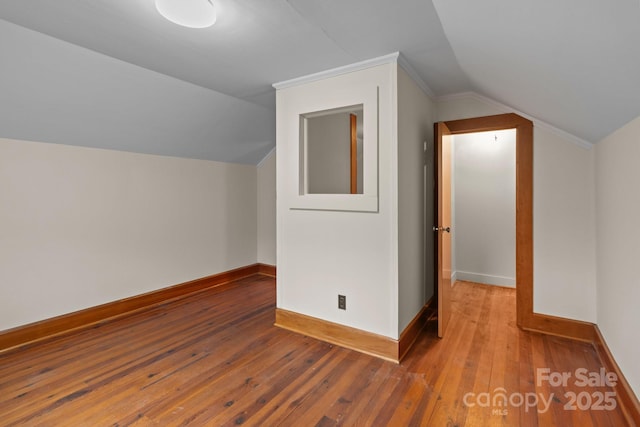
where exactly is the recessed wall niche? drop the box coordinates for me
[276,79,379,213]
[301,104,363,195]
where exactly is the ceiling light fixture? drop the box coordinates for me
[155,0,217,29]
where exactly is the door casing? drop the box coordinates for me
[435,113,533,329]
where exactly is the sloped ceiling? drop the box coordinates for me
[1,0,639,163]
[432,0,640,143]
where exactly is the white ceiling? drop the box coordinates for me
[1,0,639,163]
[433,0,640,143]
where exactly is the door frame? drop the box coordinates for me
[436,113,533,329]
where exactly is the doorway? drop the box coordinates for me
[451,128,516,289]
[434,113,533,337]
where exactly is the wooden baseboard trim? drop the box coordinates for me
[521,314,639,425]
[275,308,399,363]
[398,298,435,361]
[0,263,266,353]
[521,313,596,342]
[275,300,434,364]
[593,326,640,426]
[257,263,276,277]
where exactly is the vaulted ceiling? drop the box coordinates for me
[1,0,639,163]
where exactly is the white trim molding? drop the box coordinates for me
[273,53,401,91]
[273,52,436,100]
[456,270,516,288]
[397,53,435,100]
[438,92,593,149]
[257,146,276,168]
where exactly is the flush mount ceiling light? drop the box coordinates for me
[155,0,217,29]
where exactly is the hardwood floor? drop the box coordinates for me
[0,277,631,426]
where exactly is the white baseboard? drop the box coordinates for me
[455,271,516,288]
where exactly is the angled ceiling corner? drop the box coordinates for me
[431,0,640,144]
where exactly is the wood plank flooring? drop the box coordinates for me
[0,277,631,426]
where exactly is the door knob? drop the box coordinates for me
[433,226,451,233]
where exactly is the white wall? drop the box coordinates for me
[306,113,351,194]
[276,63,398,338]
[451,137,457,282]
[453,129,516,287]
[437,94,597,322]
[257,150,276,266]
[595,115,640,397]
[0,138,257,331]
[533,127,597,322]
[397,66,436,334]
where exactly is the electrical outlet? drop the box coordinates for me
[338,295,346,310]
